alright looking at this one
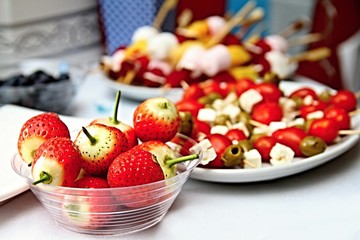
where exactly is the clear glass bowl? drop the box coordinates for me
[11,134,202,235]
[0,59,88,114]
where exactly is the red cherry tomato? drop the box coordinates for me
[308,118,339,144]
[212,71,236,84]
[299,100,328,119]
[253,82,282,103]
[225,129,247,143]
[234,78,256,96]
[330,90,357,112]
[201,80,229,98]
[166,69,192,87]
[324,105,351,130]
[202,134,232,168]
[192,119,211,140]
[251,102,283,125]
[182,83,205,101]
[289,87,318,100]
[253,136,277,162]
[272,127,307,157]
[176,99,204,117]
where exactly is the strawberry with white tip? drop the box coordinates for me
[32,137,82,187]
[90,91,138,149]
[17,112,70,165]
[74,123,128,177]
[133,97,181,142]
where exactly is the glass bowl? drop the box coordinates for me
[11,134,203,235]
[0,58,88,114]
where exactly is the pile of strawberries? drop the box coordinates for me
[17,93,205,189]
[175,78,359,168]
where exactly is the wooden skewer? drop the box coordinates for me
[339,129,360,135]
[249,119,270,131]
[205,0,256,48]
[153,0,179,29]
[349,109,360,117]
[289,47,331,63]
[278,16,311,38]
[177,8,193,28]
[236,7,265,39]
[287,33,324,48]
[355,91,360,99]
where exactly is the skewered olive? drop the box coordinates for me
[221,144,244,167]
[214,114,231,126]
[198,92,222,105]
[318,89,332,102]
[237,139,253,152]
[178,111,194,136]
[300,136,327,157]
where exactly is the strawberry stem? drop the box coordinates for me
[32,171,53,185]
[82,127,97,145]
[165,154,199,167]
[110,91,121,125]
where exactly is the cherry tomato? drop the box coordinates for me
[324,105,351,130]
[176,99,204,117]
[272,127,307,157]
[212,71,236,84]
[253,136,277,162]
[202,134,232,168]
[166,69,192,87]
[182,83,205,101]
[251,102,283,125]
[225,129,247,143]
[299,100,328,119]
[192,119,211,140]
[234,78,256,96]
[330,90,357,112]
[308,118,339,144]
[289,87,318,100]
[253,82,282,103]
[201,80,229,98]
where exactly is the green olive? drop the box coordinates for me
[300,136,327,157]
[214,114,231,126]
[263,71,280,85]
[291,96,303,108]
[198,92,222,105]
[237,139,253,152]
[304,119,314,132]
[235,112,254,132]
[178,111,194,136]
[221,144,244,167]
[318,89,332,102]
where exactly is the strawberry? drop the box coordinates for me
[17,112,70,165]
[90,91,138,150]
[107,148,164,188]
[74,124,128,177]
[32,137,82,187]
[74,176,109,188]
[133,97,181,142]
[134,140,178,179]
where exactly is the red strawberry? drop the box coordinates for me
[17,112,70,165]
[90,91,138,150]
[32,137,82,187]
[134,140,178,179]
[74,124,128,177]
[133,97,181,142]
[74,176,109,188]
[107,148,164,188]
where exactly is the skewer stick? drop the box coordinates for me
[249,119,270,131]
[355,91,360,99]
[205,1,256,48]
[287,33,324,48]
[339,129,360,135]
[177,8,193,28]
[289,47,331,63]
[349,109,360,117]
[278,17,311,38]
[153,0,179,29]
[236,7,265,39]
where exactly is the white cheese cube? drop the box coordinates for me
[243,149,262,169]
[197,108,217,123]
[306,110,324,120]
[269,121,287,134]
[239,89,263,113]
[222,104,241,123]
[269,143,295,166]
[210,125,229,135]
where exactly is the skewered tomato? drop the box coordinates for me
[251,102,283,125]
[330,90,357,112]
[308,118,339,144]
[272,127,307,157]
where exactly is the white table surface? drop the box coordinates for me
[1,71,360,240]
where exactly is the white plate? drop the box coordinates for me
[0,105,89,204]
[190,81,360,183]
[98,71,183,102]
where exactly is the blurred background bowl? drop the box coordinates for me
[11,134,203,235]
[0,58,88,114]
